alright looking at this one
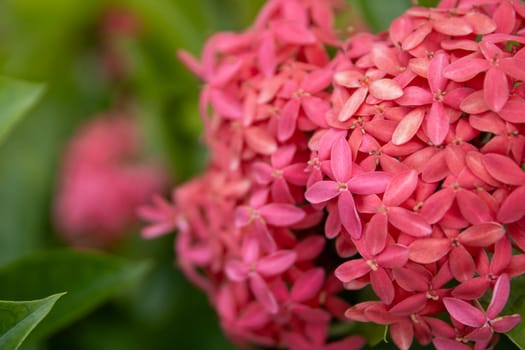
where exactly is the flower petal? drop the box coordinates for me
[347,172,392,195]
[388,207,432,237]
[331,137,353,182]
[290,268,325,303]
[249,273,278,314]
[408,238,451,264]
[482,153,525,186]
[259,203,305,226]
[257,250,297,276]
[369,79,404,100]
[443,297,486,327]
[392,108,425,146]
[305,180,339,203]
[338,191,362,239]
[484,67,509,112]
[498,185,525,223]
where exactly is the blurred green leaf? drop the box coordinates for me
[350,0,412,32]
[0,293,64,350]
[504,274,525,350]
[0,250,150,341]
[0,76,44,145]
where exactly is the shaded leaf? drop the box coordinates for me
[0,250,150,341]
[0,293,64,350]
[0,77,44,145]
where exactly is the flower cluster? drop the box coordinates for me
[56,115,165,248]
[141,0,525,349]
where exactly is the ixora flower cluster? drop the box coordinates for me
[141,0,525,348]
[56,116,165,248]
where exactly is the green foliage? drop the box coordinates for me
[0,250,150,341]
[0,293,63,350]
[0,77,44,145]
[505,274,525,350]
[349,0,412,32]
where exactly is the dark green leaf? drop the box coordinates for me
[0,250,150,341]
[0,76,44,145]
[504,274,525,349]
[349,0,412,33]
[0,293,64,350]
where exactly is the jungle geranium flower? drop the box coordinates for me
[141,0,525,349]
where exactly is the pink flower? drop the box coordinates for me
[55,115,165,248]
[141,0,525,348]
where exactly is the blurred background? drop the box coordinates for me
[2,1,494,349]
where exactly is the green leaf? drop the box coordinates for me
[0,293,64,350]
[0,250,150,341]
[504,274,525,349]
[0,76,44,145]
[350,0,412,33]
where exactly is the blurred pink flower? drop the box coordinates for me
[55,115,165,248]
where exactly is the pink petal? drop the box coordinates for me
[278,98,300,142]
[433,338,472,350]
[225,260,249,282]
[290,268,325,303]
[257,250,297,276]
[347,172,392,195]
[390,320,414,350]
[334,259,370,283]
[449,245,476,282]
[465,151,501,187]
[209,89,242,119]
[408,238,451,264]
[331,137,352,182]
[486,273,510,319]
[388,207,432,237]
[369,79,404,100]
[442,297,486,327]
[482,153,525,186]
[395,86,433,106]
[402,22,432,51]
[376,243,409,268]
[249,273,278,314]
[272,20,316,44]
[301,69,333,94]
[500,57,525,81]
[452,277,490,300]
[460,90,489,114]
[484,67,509,112]
[291,304,331,324]
[295,235,325,262]
[392,108,425,146]
[370,267,395,305]
[302,96,330,127]
[383,170,418,207]
[245,126,278,155]
[421,150,449,183]
[338,191,362,239]
[456,189,494,225]
[365,213,388,256]
[443,57,489,82]
[433,17,472,36]
[498,185,525,223]
[498,95,525,123]
[257,33,276,77]
[425,102,449,146]
[458,222,505,247]
[325,336,366,350]
[338,87,368,122]
[259,203,305,226]
[305,180,339,203]
[252,162,273,184]
[393,267,429,292]
[464,12,497,35]
[469,111,506,133]
[333,70,363,88]
[420,188,455,224]
[429,51,449,93]
[491,314,521,333]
